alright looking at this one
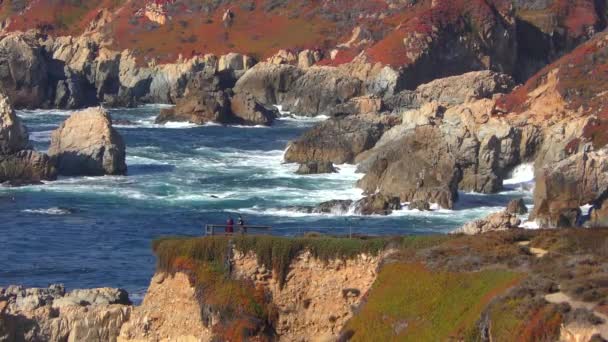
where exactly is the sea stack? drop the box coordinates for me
[49,107,127,176]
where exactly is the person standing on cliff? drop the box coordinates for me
[226,216,234,234]
[238,215,246,234]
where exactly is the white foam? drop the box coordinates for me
[22,207,73,215]
[504,163,535,186]
[29,130,52,142]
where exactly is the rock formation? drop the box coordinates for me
[0,284,131,342]
[156,70,278,126]
[0,93,56,185]
[234,63,363,117]
[532,148,608,228]
[453,211,521,235]
[49,107,126,176]
[296,161,337,175]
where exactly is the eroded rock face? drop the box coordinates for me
[234,63,363,116]
[0,33,49,109]
[506,198,528,215]
[119,273,213,342]
[233,250,384,341]
[453,211,521,235]
[532,148,608,228]
[49,107,126,176]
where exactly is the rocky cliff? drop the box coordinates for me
[5,231,608,341]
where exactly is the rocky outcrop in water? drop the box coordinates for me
[284,114,392,165]
[49,107,126,176]
[532,148,608,228]
[296,161,337,175]
[155,70,278,126]
[0,284,131,342]
[0,93,56,185]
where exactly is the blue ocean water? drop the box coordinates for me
[0,105,534,300]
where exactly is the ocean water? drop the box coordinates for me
[0,105,534,300]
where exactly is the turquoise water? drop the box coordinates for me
[0,105,533,300]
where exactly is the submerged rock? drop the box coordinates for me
[409,200,432,211]
[49,107,127,176]
[313,200,354,214]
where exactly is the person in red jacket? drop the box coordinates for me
[225,217,234,234]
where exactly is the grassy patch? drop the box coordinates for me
[343,263,522,341]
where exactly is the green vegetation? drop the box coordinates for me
[344,263,522,341]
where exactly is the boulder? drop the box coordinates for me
[296,162,337,175]
[229,92,278,126]
[0,33,49,108]
[284,116,386,164]
[532,148,608,228]
[49,107,126,176]
[354,194,402,215]
[506,198,528,215]
[453,211,521,235]
[297,49,322,69]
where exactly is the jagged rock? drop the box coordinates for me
[532,148,608,228]
[0,93,57,185]
[296,161,337,175]
[354,194,402,215]
[284,116,386,164]
[313,200,354,214]
[0,33,49,108]
[0,150,57,186]
[0,94,29,155]
[409,200,431,211]
[233,63,303,106]
[49,107,126,176]
[268,49,298,65]
[506,198,528,215]
[453,211,521,235]
[230,92,278,126]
